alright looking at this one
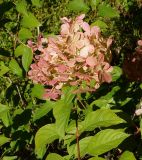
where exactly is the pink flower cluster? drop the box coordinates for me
[28,14,113,100]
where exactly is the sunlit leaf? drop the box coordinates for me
[46,153,64,160]
[22,46,33,72]
[84,109,125,131]
[21,12,41,28]
[18,28,33,40]
[119,151,136,160]
[35,124,59,159]
[9,59,23,77]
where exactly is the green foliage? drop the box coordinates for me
[35,124,59,158]
[68,0,89,13]
[119,151,136,160]
[9,59,23,77]
[98,4,120,18]
[46,153,64,160]
[0,0,142,159]
[22,46,33,72]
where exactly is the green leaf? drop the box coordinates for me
[3,156,17,160]
[0,104,11,127]
[18,28,33,40]
[88,157,105,160]
[87,129,129,156]
[33,101,54,121]
[91,20,108,30]
[98,4,119,18]
[84,109,125,131]
[0,61,9,76]
[22,46,33,72]
[31,0,43,7]
[15,44,31,57]
[90,0,101,10]
[68,136,93,158]
[21,12,41,28]
[53,99,72,138]
[9,59,22,77]
[111,66,122,81]
[68,0,89,13]
[35,124,59,159]
[46,153,64,160]
[119,151,136,160]
[31,84,45,99]
[16,0,27,15]
[0,135,10,147]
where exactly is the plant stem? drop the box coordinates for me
[75,106,81,160]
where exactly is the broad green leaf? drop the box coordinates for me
[68,136,93,158]
[33,101,54,121]
[90,97,115,108]
[21,12,41,28]
[22,46,33,72]
[119,151,136,160]
[84,109,125,131]
[9,59,22,77]
[87,129,129,156]
[0,61,9,76]
[14,44,31,57]
[3,156,17,160]
[0,135,10,146]
[53,99,72,138]
[35,124,59,159]
[31,0,43,7]
[46,153,64,160]
[31,84,45,99]
[91,20,108,30]
[111,66,122,81]
[68,0,89,13]
[18,28,33,40]
[16,0,27,15]
[0,104,11,127]
[98,4,119,18]
[88,157,105,160]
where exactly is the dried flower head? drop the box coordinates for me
[28,14,113,100]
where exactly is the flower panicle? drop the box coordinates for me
[28,14,113,100]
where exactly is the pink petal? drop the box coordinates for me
[80,46,89,57]
[82,22,90,33]
[86,56,97,67]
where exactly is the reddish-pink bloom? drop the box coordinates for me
[28,14,113,100]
